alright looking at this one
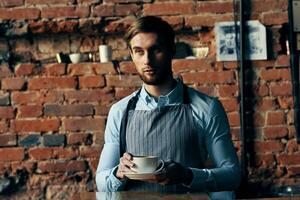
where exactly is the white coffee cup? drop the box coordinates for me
[131,156,164,173]
[69,53,83,64]
[99,44,112,63]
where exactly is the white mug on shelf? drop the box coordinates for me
[99,44,112,63]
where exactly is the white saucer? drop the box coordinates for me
[124,171,162,180]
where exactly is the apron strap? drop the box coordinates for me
[120,89,141,156]
[119,84,189,156]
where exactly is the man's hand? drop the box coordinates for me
[146,160,193,186]
[116,153,135,180]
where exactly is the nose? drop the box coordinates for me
[143,52,151,65]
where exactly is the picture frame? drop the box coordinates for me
[215,20,267,61]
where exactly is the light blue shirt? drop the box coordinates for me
[96,80,240,193]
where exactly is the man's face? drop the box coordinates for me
[224,33,235,49]
[129,32,173,85]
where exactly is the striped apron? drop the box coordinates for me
[120,85,206,193]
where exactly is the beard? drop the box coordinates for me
[138,66,173,85]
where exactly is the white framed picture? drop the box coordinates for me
[215,20,267,61]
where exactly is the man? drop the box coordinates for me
[220,32,236,55]
[96,16,240,199]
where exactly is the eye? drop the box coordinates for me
[134,49,144,55]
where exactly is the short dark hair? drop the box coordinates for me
[125,16,175,50]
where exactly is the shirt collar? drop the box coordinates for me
[139,79,184,105]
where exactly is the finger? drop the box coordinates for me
[123,152,133,160]
[120,157,134,168]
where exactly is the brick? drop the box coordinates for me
[261,12,288,25]
[11,91,41,105]
[19,134,41,147]
[270,83,292,96]
[1,77,25,90]
[287,110,294,125]
[92,4,114,17]
[251,60,275,68]
[227,112,240,127]
[266,111,285,125]
[286,139,299,153]
[278,97,293,109]
[260,69,291,81]
[276,55,290,67]
[196,2,233,13]
[68,63,116,75]
[80,146,101,158]
[119,61,137,74]
[263,126,288,139]
[0,134,16,147]
[185,14,233,28]
[252,112,265,127]
[251,0,280,12]
[253,154,275,167]
[44,64,66,76]
[0,8,40,20]
[44,104,94,116]
[38,160,87,173]
[255,98,277,111]
[29,147,54,160]
[143,3,194,15]
[254,141,284,153]
[94,131,104,146]
[0,121,8,132]
[44,91,64,104]
[17,105,42,118]
[79,76,105,88]
[41,6,89,19]
[195,86,215,96]
[53,147,78,159]
[63,117,105,132]
[64,89,114,103]
[89,159,99,175]
[251,85,269,97]
[94,105,111,116]
[11,161,36,174]
[43,134,65,147]
[0,148,24,161]
[0,106,14,119]
[15,64,36,76]
[67,133,91,145]
[105,16,135,33]
[172,59,212,73]
[277,154,300,165]
[0,64,13,78]
[11,119,60,132]
[182,71,235,84]
[218,85,238,97]
[106,75,142,87]
[0,92,10,106]
[219,98,239,112]
[26,0,74,4]
[28,77,77,90]
[287,166,300,176]
[115,4,141,16]
[115,87,137,99]
[0,0,23,7]
[161,16,184,30]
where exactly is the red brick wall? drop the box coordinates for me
[0,0,299,198]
